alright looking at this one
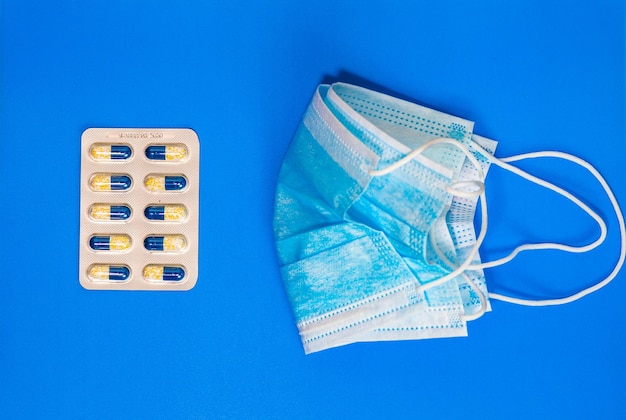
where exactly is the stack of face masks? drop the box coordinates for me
[273,83,625,354]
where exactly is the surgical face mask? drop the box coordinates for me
[273,82,625,354]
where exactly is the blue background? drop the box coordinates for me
[1,1,624,418]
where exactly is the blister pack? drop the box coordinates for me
[79,128,199,290]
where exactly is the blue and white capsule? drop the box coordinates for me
[89,173,132,191]
[143,265,186,282]
[88,204,132,221]
[89,234,132,251]
[144,235,187,252]
[144,175,187,192]
[90,144,132,160]
[88,264,131,282]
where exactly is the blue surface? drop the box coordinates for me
[1,0,624,418]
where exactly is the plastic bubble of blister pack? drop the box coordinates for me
[79,128,199,290]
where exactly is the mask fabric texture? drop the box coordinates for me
[274,82,625,354]
[274,83,495,353]
[445,134,497,318]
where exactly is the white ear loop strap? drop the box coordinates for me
[468,147,608,269]
[427,228,488,321]
[369,138,490,297]
[369,137,625,308]
[468,144,626,306]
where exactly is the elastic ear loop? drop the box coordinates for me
[428,226,488,321]
[369,137,625,311]
[369,138,491,315]
[466,143,626,306]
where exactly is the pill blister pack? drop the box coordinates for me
[79,128,199,290]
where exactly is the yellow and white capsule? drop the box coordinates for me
[88,264,131,282]
[144,175,187,192]
[89,144,132,160]
[143,265,186,282]
[145,144,188,161]
[89,173,132,191]
[144,205,187,221]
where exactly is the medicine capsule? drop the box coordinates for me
[144,175,187,192]
[88,264,130,281]
[89,234,132,251]
[144,205,187,221]
[144,235,187,252]
[89,174,132,191]
[145,144,188,161]
[89,204,132,221]
[90,144,132,160]
[143,265,186,282]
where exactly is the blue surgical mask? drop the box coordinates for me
[274,82,625,354]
